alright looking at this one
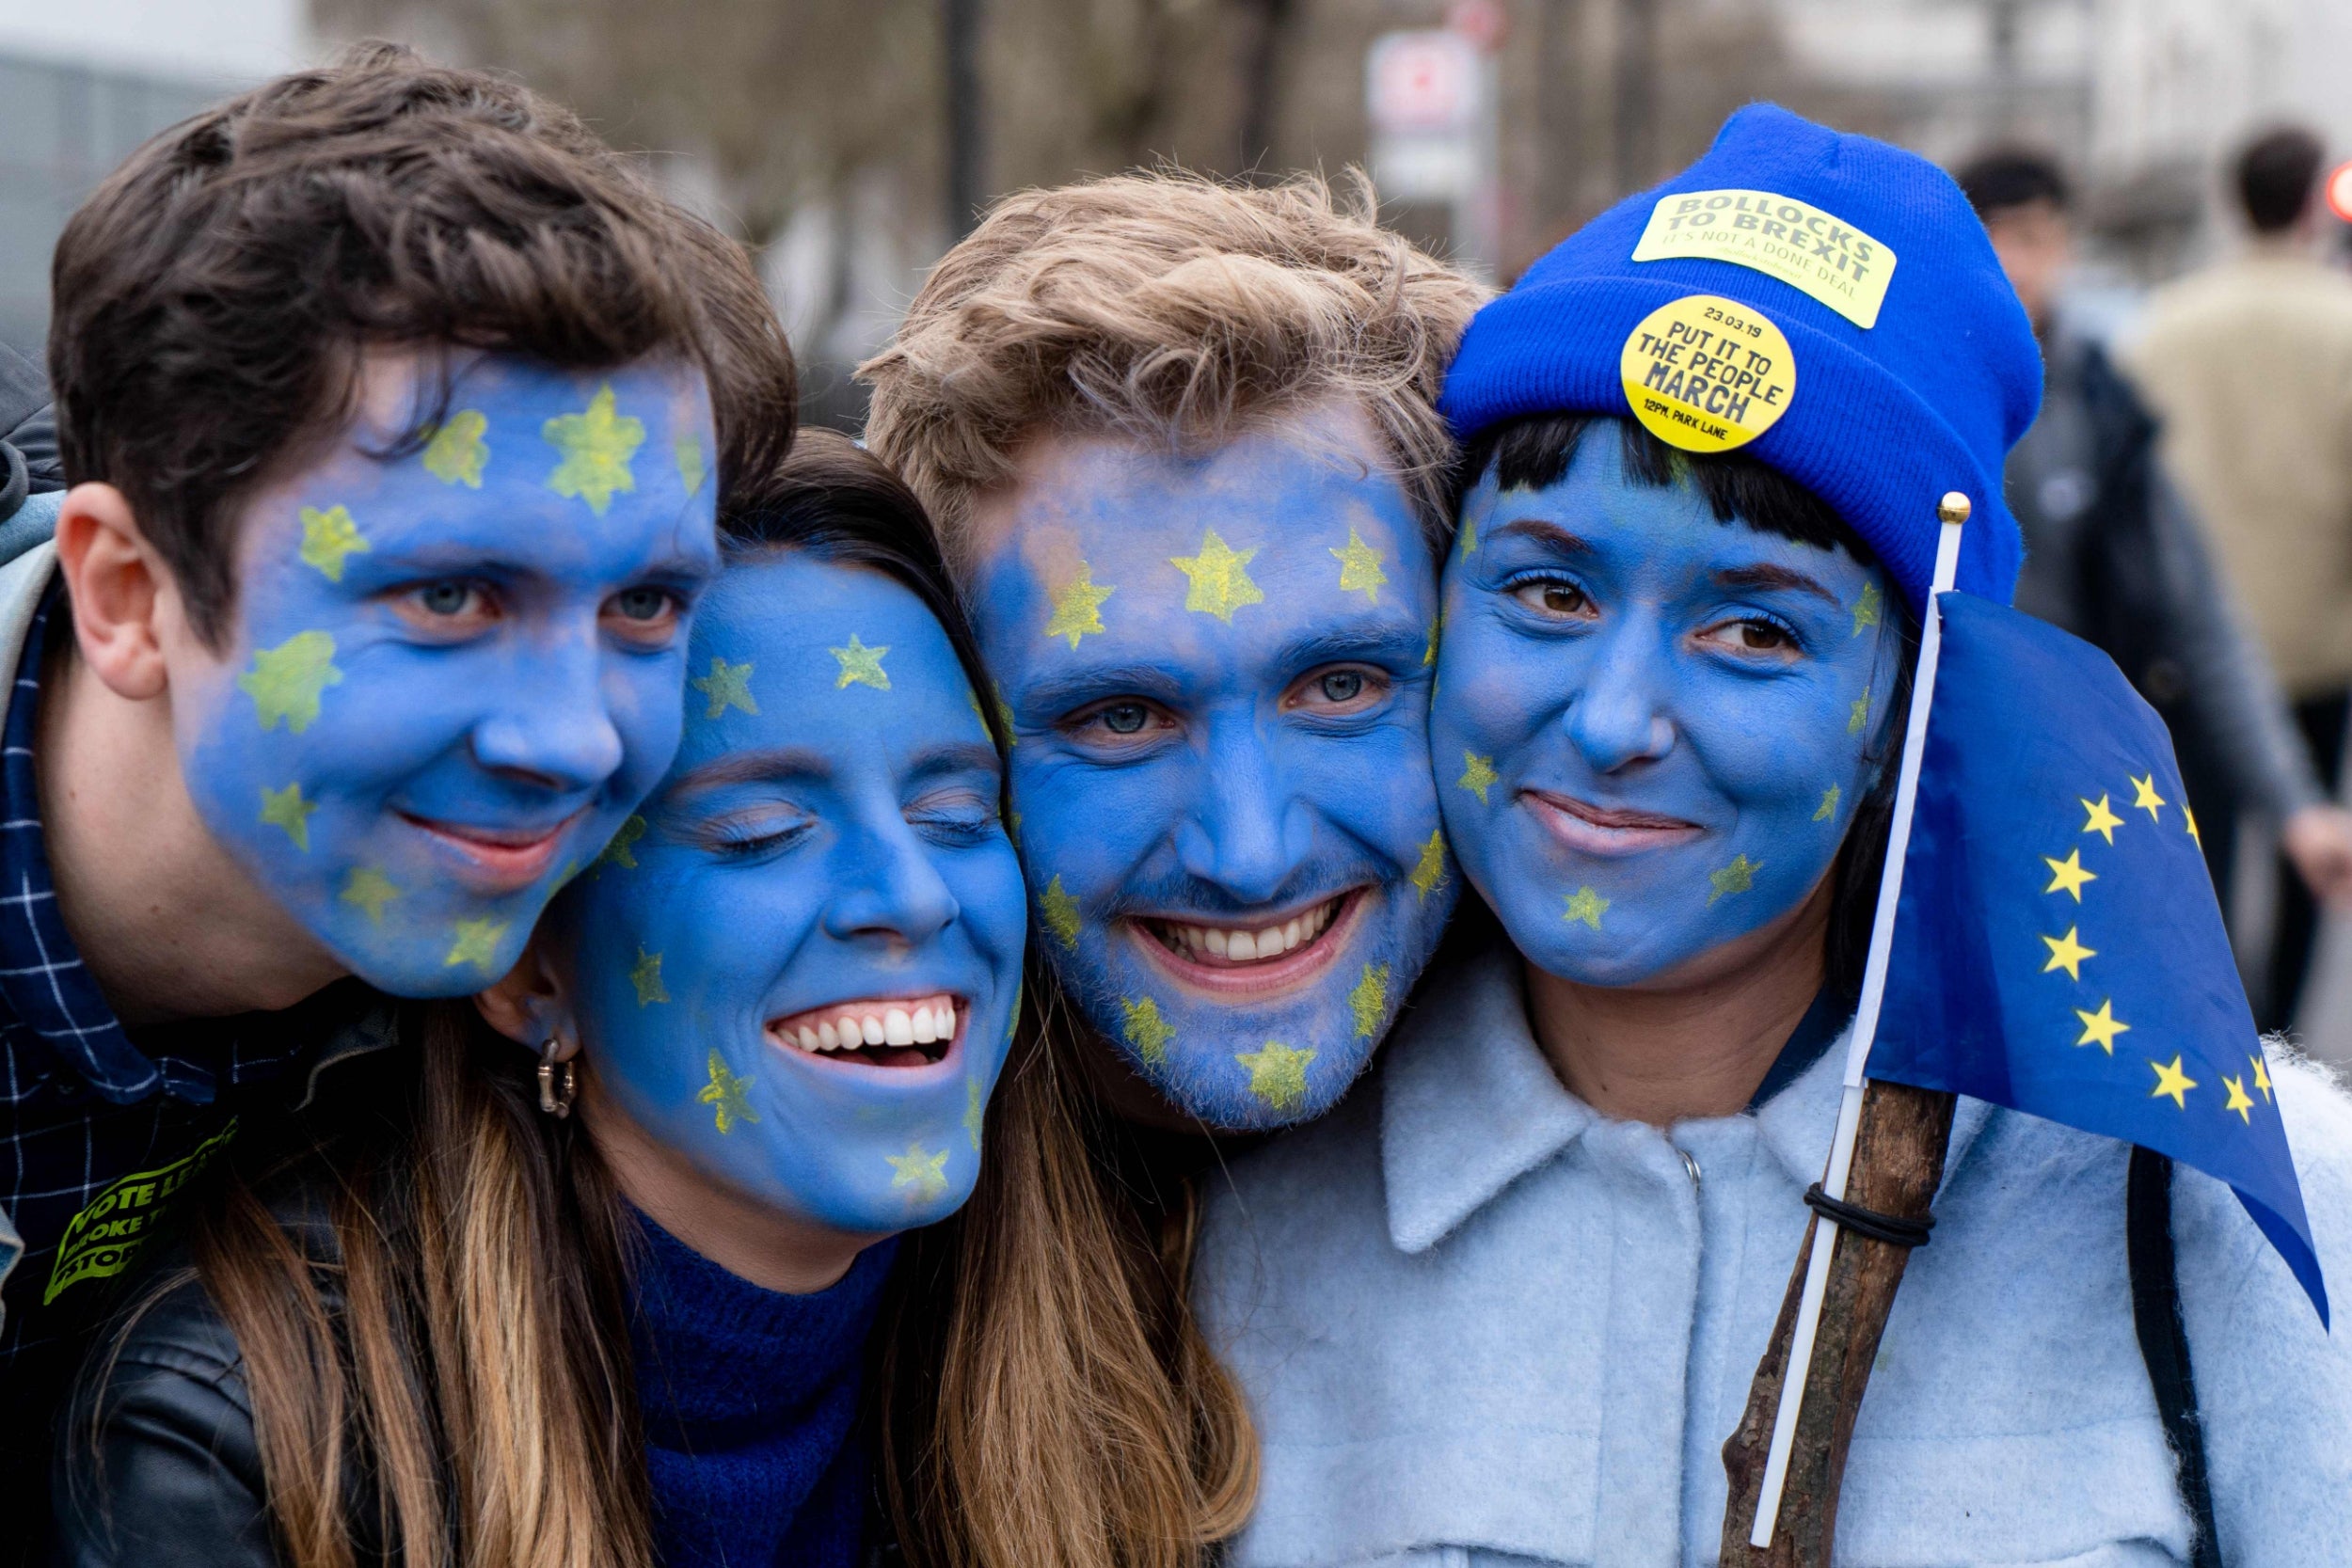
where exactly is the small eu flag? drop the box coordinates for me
[1868,591,2327,1323]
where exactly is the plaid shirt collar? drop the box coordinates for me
[0,587,234,1105]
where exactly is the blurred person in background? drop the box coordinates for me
[1960,149,2352,1032]
[2122,126,2352,1034]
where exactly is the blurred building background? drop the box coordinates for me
[2,0,2349,404]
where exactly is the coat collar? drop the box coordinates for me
[1378,938,1999,1256]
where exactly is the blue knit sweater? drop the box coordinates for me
[628,1213,898,1568]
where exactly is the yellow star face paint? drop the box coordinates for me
[555,552,1027,1234]
[1435,422,1902,988]
[174,356,719,998]
[692,657,759,718]
[1168,528,1266,623]
[964,412,1451,1129]
[543,383,645,515]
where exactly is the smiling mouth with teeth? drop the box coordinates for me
[765,993,961,1069]
[1130,889,1359,996]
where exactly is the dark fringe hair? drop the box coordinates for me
[1454,413,1919,1004]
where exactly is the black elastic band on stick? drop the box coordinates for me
[1804,1181,1935,1248]
[2129,1146,2222,1568]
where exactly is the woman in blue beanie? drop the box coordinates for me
[1195,105,2352,1565]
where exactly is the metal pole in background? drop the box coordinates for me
[944,0,985,238]
[1613,0,1655,196]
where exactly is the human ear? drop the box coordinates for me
[54,483,183,702]
[473,928,582,1060]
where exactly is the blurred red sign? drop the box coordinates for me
[1367,30,1480,135]
[1447,0,1507,51]
[2328,160,2352,224]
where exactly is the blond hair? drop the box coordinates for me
[859,170,1487,566]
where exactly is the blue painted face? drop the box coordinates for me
[1433,427,1901,986]
[174,356,720,995]
[554,553,1026,1233]
[967,409,1453,1130]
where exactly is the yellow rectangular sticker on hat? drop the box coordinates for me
[1631,190,1896,329]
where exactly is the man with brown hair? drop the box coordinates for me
[0,41,793,1509]
[862,173,1482,1131]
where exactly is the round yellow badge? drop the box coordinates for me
[1618,293,1796,453]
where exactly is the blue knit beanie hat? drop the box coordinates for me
[1439,103,2042,612]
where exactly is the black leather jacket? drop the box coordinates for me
[44,1062,905,1568]
[49,1265,310,1568]
[45,1180,384,1568]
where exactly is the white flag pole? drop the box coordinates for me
[1748,492,1970,1549]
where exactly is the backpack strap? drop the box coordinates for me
[2128,1145,2221,1568]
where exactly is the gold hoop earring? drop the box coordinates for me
[537,1037,578,1118]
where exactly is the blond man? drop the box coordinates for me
[863,174,1482,1129]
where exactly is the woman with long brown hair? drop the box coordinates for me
[51,432,1252,1568]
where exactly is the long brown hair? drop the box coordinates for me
[177,1004,650,1568]
[878,974,1258,1567]
[98,434,1256,1568]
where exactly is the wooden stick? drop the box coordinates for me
[1719,1078,1956,1565]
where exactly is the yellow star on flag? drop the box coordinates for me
[444,917,508,973]
[964,1077,986,1149]
[2043,847,2098,902]
[422,409,489,487]
[2251,1053,2273,1103]
[2130,772,2166,824]
[1851,580,1882,637]
[831,635,891,691]
[1848,693,1870,734]
[1565,886,1608,929]
[1330,527,1389,603]
[340,866,399,925]
[888,1140,950,1200]
[697,1050,758,1133]
[1814,784,1841,822]
[543,383,644,515]
[2073,997,2130,1053]
[239,630,342,734]
[596,815,646,872]
[1236,1040,1314,1113]
[259,783,316,851]
[1040,875,1082,949]
[2185,804,2202,849]
[1043,562,1116,649]
[628,948,667,1006]
[1121,995,1174,1067]
[2148,1053,2198,1110]
[2080,793,2123,845]
[691,656,758,717]
[1168,529,1264,623]
[1410,829,1449,901]
[2041,925,2095,980]
[298,505,370,581]
[1458,751,1499,804]
[1709,853,1761,905]
[1348,962,1391,1038]
[2223,1074,2256,1124]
